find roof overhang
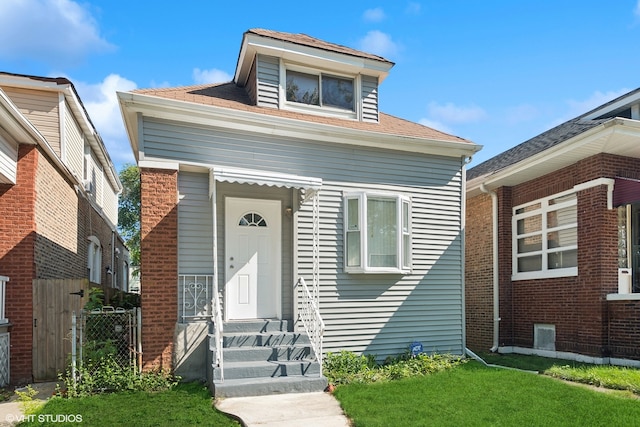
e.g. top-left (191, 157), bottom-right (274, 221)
top-left (118, 91), bottom-right (480, 161)
top-left (0, 73), bottom-right (122, 192)
top-left (467, 118), bottom-right (640, 197)
top-left (0, 88), bottom-right (49, 184)
top-left (234, 32), bottom-right (394, 87)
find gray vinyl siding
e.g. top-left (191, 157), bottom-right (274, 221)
top-left (63, 100), bottom-right (84, 181)
top-left (178, 172), bottom-right (214, 274)
top-left (361, 75), bottom-right (379, 123)
top-left (255, 55), bottom-right (279, 108)
top-left (245, 59), bottom-right (258, 105)
top-left (2, 87), bottom-right (60, 154)
top-left (144, 117), bottom-right (464, 358)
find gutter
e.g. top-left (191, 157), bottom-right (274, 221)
top-left (479, 183), bottom-right (500, 352)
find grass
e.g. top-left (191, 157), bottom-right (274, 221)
top-left (477, 351), bottom-right (640, 395)
top-left (333, 361), bottom-right (640, 427)
top-left (19, 382), bottom-right (240, 427)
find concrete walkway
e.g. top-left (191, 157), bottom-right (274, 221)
top-left (215, 392), bottom-right (351, 427)
top-left (0, 382), bottom-right (58, 426)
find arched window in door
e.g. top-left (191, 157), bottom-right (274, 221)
top-left (238, 213), bottom-right (267, 227)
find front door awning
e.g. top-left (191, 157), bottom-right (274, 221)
top-left (614, 177), bottom-right (640, 207)
top-left (210, 166), bottom-right (322, 191)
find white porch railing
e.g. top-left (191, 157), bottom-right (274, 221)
top-left (178, 275), bottom-right (213, 322)
top-left (298, 277), bottom-right (325, 375)
top-left (212, 284), bottom-right (224, 382)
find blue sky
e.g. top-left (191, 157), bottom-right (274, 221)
top-left (1, 0), bottom-right (640, 172)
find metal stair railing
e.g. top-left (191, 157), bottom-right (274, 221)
top-left (212, 288), bottom-right (224, 382)
top-left (297, 277), bottom-right (325, 375)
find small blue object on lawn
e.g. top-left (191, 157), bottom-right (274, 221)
top-left (410, 341), bottom-right (423, 357)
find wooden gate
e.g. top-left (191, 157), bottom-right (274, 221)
top-left (32, 278), bottom-right (90, 381)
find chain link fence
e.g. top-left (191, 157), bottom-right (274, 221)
top-left (70, 307), bottom-right (142, 384)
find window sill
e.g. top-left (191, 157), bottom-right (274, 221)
top-left (606, 293), bottom-right (640, 301)
top-left (345, 268), bottom-right (411, 275)
top-left (512, 267), bottom-right (578, 281)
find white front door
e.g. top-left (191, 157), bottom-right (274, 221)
top-left (225, 198), bottom-right (281, 320)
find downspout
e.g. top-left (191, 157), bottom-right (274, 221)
top-left (480, 183), bottom-right (500, 352)
top-left (111, 230), bottom-right (116, 288)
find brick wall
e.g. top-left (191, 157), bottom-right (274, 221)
top-left (0, 144), bottom-right (128, 384)
top-left (140, 167), bottom-right (178, 371)
top-left (34, 147), bottom-right (126, 286)
top-left (608, 300), bottom-right (640, 359)
top-left (467, 153), bottom-right (640, 360)
top-left (0, 145), bottom-right (37, 383)
top-left (465, 192), bottom-right (494, 351)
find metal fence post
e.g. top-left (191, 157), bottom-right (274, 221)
top-left (136, 307), bottom-right (142, 374)
top-left (71, 311), bottom-right (76, 384)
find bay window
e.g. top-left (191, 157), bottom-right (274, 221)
top-left (512, 192), bottom-right (577, 280)
top-left (344, 192), bottom-right (411, 273)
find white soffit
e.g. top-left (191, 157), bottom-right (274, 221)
top-left (211, 166), bottom-right (322, 190)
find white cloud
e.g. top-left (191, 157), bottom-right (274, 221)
top-left (357, 31), bottom-right (400, 58)
top-left (74, 74), bottom-right (138, 168)
top-left (363, 7), bottom-right (385, 22)
top-left (425, 101), bottom-right (487, 124)
top-left (566, 89), bottom-right (630, 116)
top-left (193, 68), bottom-right (232, 85)
top-left (0, 0), bottom-right (114, 66)
top-left (405, 2), bottom-right (421, 15)
top-left (635, 0), bottom-right (640, 17)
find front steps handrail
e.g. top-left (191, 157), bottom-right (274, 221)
top-left (297, 277), bottom-right (325, 375)
top-left (213, 287), bottom-right (224, 382)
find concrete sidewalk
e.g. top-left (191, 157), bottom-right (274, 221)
top-left (0, 382), bottom-right (58, 426)
top-left (215, 392), bottom-right (351, 427)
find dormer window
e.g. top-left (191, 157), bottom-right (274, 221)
top-left (285, 67), bottom-right (355, 114)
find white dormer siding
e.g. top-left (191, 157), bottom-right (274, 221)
top-left (251, 54), bottom-right (380, 122)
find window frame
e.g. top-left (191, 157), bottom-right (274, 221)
top-left (512, 190), bottom-right (578, 280)
top-left (281, 63), bottom-right (359, 119)
top-left (344, 191), bottom-right (412, 274)
top-left (87, 236), bottom-right (102, 284)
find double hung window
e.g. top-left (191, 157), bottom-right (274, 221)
top-left (344, 192), bottom-right (411, 273)
top-left (513, 192), bottom-right (577, 280)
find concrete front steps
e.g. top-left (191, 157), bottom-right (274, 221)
top-left (210, 319), bottom-right (327, 398)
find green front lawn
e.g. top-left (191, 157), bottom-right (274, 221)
top-left (20, 382), bottom-right (239, 427)
top-left (334, 361), bottom-right (640, 427)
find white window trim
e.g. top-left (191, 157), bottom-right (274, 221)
top-left (87, 236), bottom-right (102, 284)
top-left (280, 62), bottom-right (360, 120)
top-left (344, 191), bottom-right (412, 274)
top-left (512, 189), bottom-right (578, 281)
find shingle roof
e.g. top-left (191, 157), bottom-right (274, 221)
top-left (133, 82), bottom-right (472, 144)
top-left (467, 118), bottom-right (610, 180)
top-left (468, 87), bottom-right (640, 180)
top-left (246, 28), bottom-right (394, 65)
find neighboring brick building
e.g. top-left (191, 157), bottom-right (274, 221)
top-left (0, 73), bottom-right (128, 383)
top-left (466, 88), bottom-right (640, 365)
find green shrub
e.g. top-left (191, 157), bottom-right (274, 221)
top-left (324, 350), bottom-right (465, 386)
top-left (60, 356), bottom-right (179, 398)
